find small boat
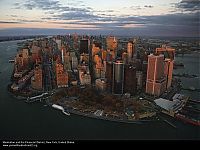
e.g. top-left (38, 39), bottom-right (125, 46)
top-left (9, 60), bottom-right (15, 63)
top-left (189, 86), bottom-right (195, 91)
top-left (52, 104), bottom-right (64, 111)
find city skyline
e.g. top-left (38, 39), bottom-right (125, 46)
top-left (0, 0), bottom-right (199, 37)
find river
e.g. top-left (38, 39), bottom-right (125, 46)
top-left (0, 40), bottom-right (199, 140)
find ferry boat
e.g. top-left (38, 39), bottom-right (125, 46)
top-left (52, 104), bottom-right (64, 111)
top-left (175, 113), bottom-right (200, 126)
top-left (52, 104), bottom-right (70, 116)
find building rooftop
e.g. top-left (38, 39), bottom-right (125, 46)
top-left (154, 98), bottom-right (181, 112)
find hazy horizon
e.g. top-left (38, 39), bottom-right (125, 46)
top-left (0, 0), bottom-right (199, 37)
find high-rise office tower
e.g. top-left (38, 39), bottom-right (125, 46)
top-left (102, 50), bottom-right (107, 61)
top-left (31, 46), bottom-right (41, 63)
top-left (31, 65), bottom-right (43, 90)
top-left (22, 48), bottom-right (29, 68)
top-left (156, 45), bottom-right (175, 89)
top-left (15, 48), bottom-right (30, 71)
top-left (55, 39), bottom-right (62, 50)
top-left (71, 56), bottom-right (78, 70)
top-left (106, 36), bottom-right (117, 58)
top-left (112, 60), bottom-right (124, 95)
top-left (94, 55), bottom-right (103, 69)
top-left (136, 71), bottom-right (143, 90)
top-left (73, 33), bottom-right (78, 49)
top-left (124, 65), bottom-right (137, 95)
top-left (105, 61), bottom-right (113, 92)
top-left (127, 41), bottom-right (134, 62)
top-left (156, 45), bottom-right (175, 60)
top-left (122, 52), bottom-right (128, 64)
top-left (79, 68), bottom-right (91, 85)
top-left (61, 48), bottom-right (64, 64)
top-left (80, 53), bottom-right (89, 64)
top-left (164, 58), bottom-right (174, 89)
top-left (56, 63), bottom-right (68, 88)
top-left (92, 41), bottom-right (101, 57)
top-left (146, 54), bottom-right (166, 96)
top-left (106, 36), bottom-right (117, 51)
top-left (80, 39), bottom-right (89, 54)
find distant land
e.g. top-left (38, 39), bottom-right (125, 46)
top-left (0, 28), bottom-right (199, 38)
top-left (0, 35), bottom-right (47, 42)
top-left (0, 33), bottom-right (199, 44)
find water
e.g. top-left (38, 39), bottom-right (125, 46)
top-left (0, 41), bottom-right (199, 140)
top-left (174, 53), bottom-right (200, 100)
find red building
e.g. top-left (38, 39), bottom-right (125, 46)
top-left (146, 54), bottom-right (166, 96)
top-left (56, 63), bottom-right (68, 88)
top-left (102, 50), bottom-right (107, 61)
top-left (31, 45), bottom-right (41, 63)
top-left (164, 59), bottom-right (174, 89)
top-left (156, 45), bottom-right (175, 89)
top-left (156, 44), bottom-right (175, 60)
top-left (15, 48), bottom-right (30, 71)
top-left (106, 36), bottom-right (117, 59)
top-left (31, 65), bottom-right (43, 90)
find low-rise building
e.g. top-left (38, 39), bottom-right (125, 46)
top-left (95, 78), bottom-right (107, 92)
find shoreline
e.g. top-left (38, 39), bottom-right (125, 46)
top-left (7, 87), bottom-right (158, 124)
top-left (51, 103), bottom-right (158, 124)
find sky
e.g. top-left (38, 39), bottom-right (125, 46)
top-left (0, 0), bottom-right (199, 37)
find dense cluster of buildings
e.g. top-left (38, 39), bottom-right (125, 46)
top-left (11, 34), bottom-right (175, 98)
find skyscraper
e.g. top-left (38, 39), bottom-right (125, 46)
top-left (105, 61), bottom-right (113, 92)
top-left (124, 65), bottom-right (137, 95)
top-left (56, 63), bottom-right (68, 88)
top-left (31, 65), bottom-right (43, 90)
top-left (92, 41), bottom-right (101, 57)
top-left (106, 36), bottom-right (117, 59)
top-left (156, 45), bottom-right (175, 89)
top-left (15, 48), bottom-right (30, 71)
top-left (112, 60), bottom-right (124, 95)
top-left (156, 45), bottom-right (175, 60)
top-left (127, 41), bottom-right (134, 62)
top-left (164, 58), bottom-right (174, 89)
top-left (106, 36), bottom-right (117, 51)
top-left (80, 39), bottom-right (89, 54)
top-left (146, 54), bottom-right (166, 96)
top-left (55, 39), bottom-right (62, 50)
top-left (122, 52), bottom-right (128, 64)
